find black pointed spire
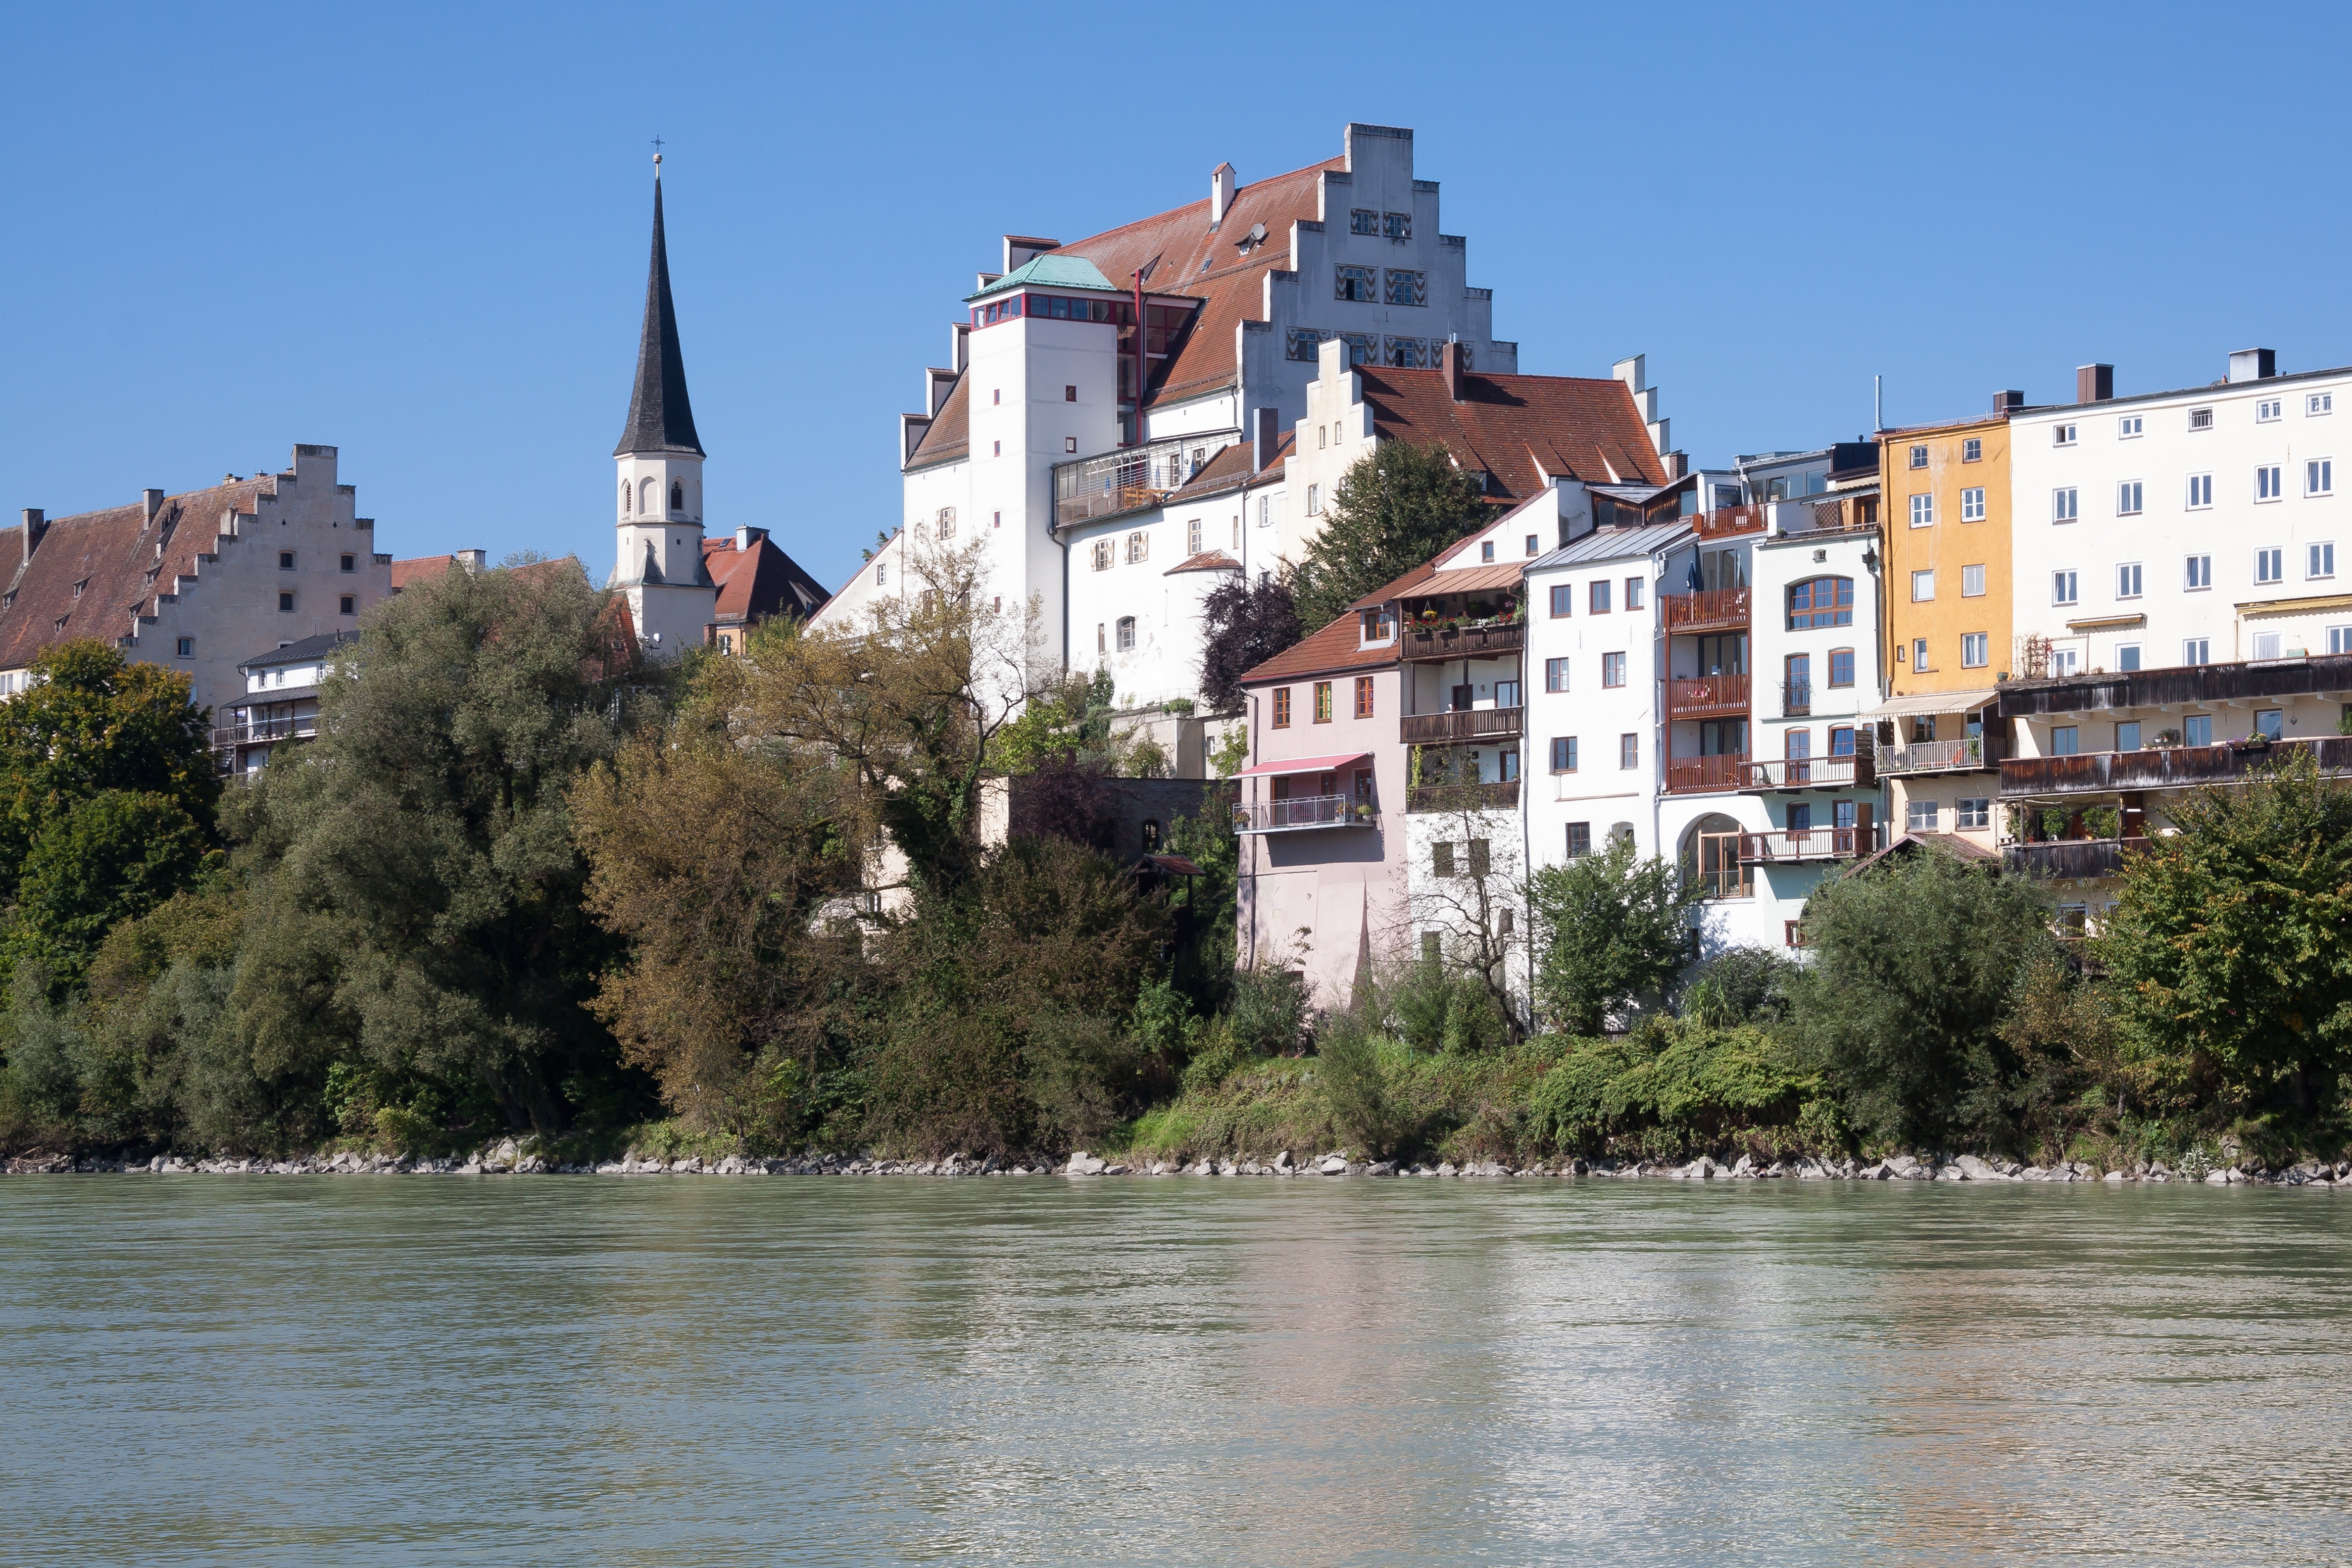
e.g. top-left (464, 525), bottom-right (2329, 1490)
top-left (614, 170), bottom-right (705, 458)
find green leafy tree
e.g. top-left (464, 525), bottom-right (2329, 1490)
top-left (1290, 441), bottom-right (1488, 631)
top-left (4, 791), bottom-right (214, 994)
top-left (2097, 749), bottom-right (2352, 1117)
top-left (1783, 846), bottom-right (2055, 1149)
top-left (1527, 836), bottom-right (1702, 1035)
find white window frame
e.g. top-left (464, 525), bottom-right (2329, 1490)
top-left (1114, 616), bottom-right (1136, 652)
top-left (1961, 632), bottom-right (1989, 668)
top-left (1909, 493), bottom-right (1934, 527)
top-left (2310, 541), bottom-right (2337, 580)
top-left (2118, 414), bottom-right (2143, 439)
top-left (2184, 639), bottom-right (2210, 667)
top-left (2116, 562), bottom-right (2143, 599)
top-left (2257, 464), bottom-right (2283, 502)
top-left (1960, 487), bottom-right (1986, 522)
top-left (2187, 473), bottom-right (2213, 509)
top-left (1908, 444), bottom-right (1928, 469)
top-left (2254, 546), bottom-right (2284, 585)
top-left (2052, 569), bottom-right (2079, 606)
top-left (1961, 563), bottom-right (1986, 598)
top-left (2257, 397), bottom-right (2282, 423)
top-left (2053, 487), bottom-right (2078, 523)
top-left (1911, 569), bottom-right (1935, 602)
top-left (2116, 480), bottom-right (2143, 516)
top-left (2310, 392), bottom-right (2334, 417)
top-left (2185, 553), bottom-right (2212, 591)
top-left (2054, 423), bottom-right (2078, 446)
top-left (2188, 407), bottom-right (2213, 431)
top-left (2307, 458), bottom-right (2334, 496)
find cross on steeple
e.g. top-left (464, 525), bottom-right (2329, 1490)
top-left (651, 135), bottom-right (664, 174)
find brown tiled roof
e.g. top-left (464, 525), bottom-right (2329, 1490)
top-left (906, 371), bottom-right (969, 470)
top-left (1164, 549), bottom-right (1242, 575)
top-left (390, 554), bottom-right (466, 591)
top-left (1169, 430), bottom-right (1292, 499)
top-left (1354, 366), bottom-right (1665, 502)
top-left (1238, 559), bottom-right (1438, 687)
top-left (702, 533), bottom-right (829, 625)
top-left (0, 476), bottom-right (275, 671)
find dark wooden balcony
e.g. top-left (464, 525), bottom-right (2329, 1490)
top-left (1402, 621), bottom-right (1523, 662)
top-left (1661, 587), bottom-right (1751, 634)
top-left (1666, 753), bottom-right (1749, 794)
top-left (2003, 838), bottom-right (2153, 879)
top-left (1999, 735), bottom-right (2352, 799)
top-left (1407, 780), bottom-right (1521, 813)
top-left (1666, 672), bottom-right (1749, 718)
top-left (1400, 706), bottom-right (1523, 745)
top-left (1743, 753), bottom-right (1876, 791)
top-left (1738, 825), bottom-right (1887, 864)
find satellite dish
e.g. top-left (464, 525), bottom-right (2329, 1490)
top-left (1249, 222), bottom-right (1266, 244)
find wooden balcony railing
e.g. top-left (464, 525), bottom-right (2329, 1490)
top-left (1232, 793), bottom-right (1377, 833)
top-left (1737, 825), bottom-right (1886, 864)
top-left (1665, 672), bottom-right (1749, 718)
top-left (1999, 735), bottom-right (2352, 798)
top-left (1402, 622), bottom-right (1523, 662)
top-left (1661, 587), bottom-right (1751, 633)
top-left (1692, 505), bottom-right (1767, 540)
top-left (1400, 706), bottom-right (1523, 745)
top-left (1665, 753), bottom-right (1749, 794)
top-left (1743, 753), bottom-right (1876, 790)
top-left (2002, 838), bottom-right (2152, 879)
top-left (1406, 780), bottom-right (1521, 813)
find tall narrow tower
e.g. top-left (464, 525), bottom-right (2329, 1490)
top-left (612, 157), bottom-right (714, 655)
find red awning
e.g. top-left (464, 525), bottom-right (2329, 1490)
top-left (1234, 751), bottom-right (1372, 778)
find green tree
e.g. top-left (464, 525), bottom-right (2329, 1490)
top-left (1527, 836), bottom-right (1702, 1035)
top-left (1290, 441), bottom-right (1488, 631)
top-left (4, 791), bottom-right (215, 994)
top-left (1783, 846), bottom-right (2055, 1149)
top-left (2097, 749), bottom-right (2352, 1117)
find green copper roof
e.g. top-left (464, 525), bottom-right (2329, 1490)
top-left (965, 252), bottom-right (1121, 302)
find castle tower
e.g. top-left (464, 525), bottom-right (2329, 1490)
top-left (612, 158), bottom-right (714, 655)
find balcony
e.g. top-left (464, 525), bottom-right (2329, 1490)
top-left (1666, 753), bottom-right (1749, 794)
top-left (1737, 825), bottom-right (1887, 864)
top-left (1666, 672), bottom-right (1749, 719)
top-left (1661, 587), bottom-right (1750, 634)
top-left (1999, 735), bottom-right (2352, 799)
top-left (1402, 621), bottom-right (1523, 661)
top-left (209, 716), bottom-right (318, 753)
top-left (1050, 430), bottom-right (1237, 531)
top-left (2003, 838), bottom-right (2153, 880)
top-left (1233, 794), bottom-right (1376, 834)
top-left (1876, 735), bottom-right (2002, 776)
top-left (1400, 706), bottom-right (1523, 745)
top-left (1743, 753), bottom-right (1876, 791)
top-left (1407, 780), bottom-right (1521, 813)
top-left (1692, 505), bottom-right (1768, 540)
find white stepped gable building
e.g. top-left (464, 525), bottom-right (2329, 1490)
top-left (817, 123), bottom-right (1531, 701)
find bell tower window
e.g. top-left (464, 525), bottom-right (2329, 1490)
top-left (639, 477), bottom-right (657, 515)
top-left (621, 480), bottom-right (631, 514)
top-left (670, 481), bottom-right (684, 512)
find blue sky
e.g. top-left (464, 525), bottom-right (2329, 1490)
top-left (9, 2), bottom-right (2352, 591)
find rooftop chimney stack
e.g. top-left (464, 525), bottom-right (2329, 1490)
top-left (142, 488), bottom-right (165, 523)
top-left (2076, 364), bottom-right (2114, 403)
top-left (1994, 390), bottom-right (2026, 414)
top-left (1210, 161), bottom-right (1237, 226)
top-left (1441, 338), bottom-right (1466, 401)
top-left (20, 508), bottom-right (45, 567)
top-left (1253, 406), bottom-right (1280, 474)
top-left (2228, 347), bottom-right (2277, 384)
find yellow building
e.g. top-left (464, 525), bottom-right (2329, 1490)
top-left (1873, 403), bottom-right (2018, 851)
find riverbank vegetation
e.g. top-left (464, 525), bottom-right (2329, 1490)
top-left (2, 554), bottom-right (2349, 1173)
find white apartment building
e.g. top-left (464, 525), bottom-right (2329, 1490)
top-left (2009, 349), bottom-right (2352, 682)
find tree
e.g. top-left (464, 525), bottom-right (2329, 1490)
top-left (1783, 846), bottom-right (2055, 1149)
top-left (1527, 836), bottom-right (1702, 1036)
top-left (4, 791), bottom-right (215, 994)
top-left (2097, 749), bottom-right (2352, 1117)
top-left (1198, 576), bottom-right (1302, 710)
top-left (1403, 775), bottom-right (1527, 1041)
top-left (1290, 441), bottom-right (1488, 632)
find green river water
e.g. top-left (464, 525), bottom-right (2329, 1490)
top-left (3, 1176), bottom-right (2348, 1566)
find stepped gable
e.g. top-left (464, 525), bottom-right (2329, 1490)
top-left (1352, 365), bottom-right (1666, 503)
top-left (0, 474), bottom-right (275, 670)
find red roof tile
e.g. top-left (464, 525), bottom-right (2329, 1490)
top-left (701, 532), bottom-right (830, 625)
top-left (1353, 366), bottom-right (1665, 501)
top-left (1238, 559), bottom-right (1439, 687)
top-left (1164, 549), bottom-right (1242, 575)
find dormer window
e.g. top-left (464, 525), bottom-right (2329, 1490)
top-left (1359, 608), bottom-right (1396, 646)
top-left (71, 579), bottom-right (87, 599)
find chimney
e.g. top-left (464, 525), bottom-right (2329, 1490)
top-left (141, 488), bottom-right (165, 524)
top-left (20, 508), bottom-right (45, 567)
top-left (1441, 338), bottom-right (1466, 401)
top-left (1210, 161), bottom-right (1237, 226)
top-left (2076, 364), bottom-right (2114, 403)
top-left (459, 549), bottom-right (488, 573)
top-left (1253, 406), bottom-right (1280, 473)
top-left (734, 525), bottom-right (766, 552)
top-left (2228, 347), bottom-right (2277, 384)
top-left (1993, 389), bottom-right (2026, 414)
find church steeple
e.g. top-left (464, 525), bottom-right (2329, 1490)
top-left (614, 165), bottom-right (704, 458)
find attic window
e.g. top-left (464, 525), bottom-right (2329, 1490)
top-left (72, 578), bottom-right (87, 599)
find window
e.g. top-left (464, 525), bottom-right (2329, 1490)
top-left (876, 562), bottom-right (887, 587)
top-left (2332, 626), bottom-right (2352, 655)
top-left (339, 553), bottom-right (355, 573)
top-left (2189, 408), bottom-right (2212, 430)
top-left (1480, 540), bottom-right (1494, 563)
top-left (1313, 681), bottom-right (1333, 723)
top-left (1828, 648), bottom-right (1855, 687)
top-left (1188, 519), bottom-right (1203, 554)
top-left (2117, 643), bottom-right (2141, 672)
top-left (1548, 584), bottom-right (1572, 618)
top-left (2053, 570), bottom-right (2079, 605)
top-left (2308, 541), bottom-right (2337, 579)
top-left (1432, 841), bottom-right (1455, 878)
top-left (1913, 637), bottom-right (1930, 670)
top-left (1962, 563), bottom-right (1987, 597)
top-left (1360, 608), bottom-right (1396, 645)
top-left (279, 550), bottom-right (296, 570)
top-left (1830, 726), bottom-right (1855, 759)
top-left (2116, 481), bottom-right (2143, 516)
top-left (1590, 580), bottom-right (1613, 614)
top-left (1383, 269), bottom-right (1426, 306)
top-left (1354, 677), bottom-right (1374, 718)
top-left (670, 481), bottom-right (684, 511)
top-left (175, 637), bottom-right (193, 658)
top-left (1625, 578), bottom-right (1644, 610)
top-left (1350, 208), bottom-right (1379, 235)
top-left (1960, 487), bottom-right (1985, 522)
top-left (1115, 616), bottom-right (1135, 652)
top-left (992, 389), bottom-right (1001, 404)
top-left (2256, 709), bottom-right (2285, 740)
top-left (339, 595), bottom-right (355, 615)
top-left (1545, 657), bottom-right (1569, 692)
top-left (2184, 638), bottom-right (2210, 666)
top-left (1090, 540), bottom-right (1112, 572)
top-left (1335, 265), bottom-right (1375, 301)
top-left (1565, 822), bottom-right (1592, 858)
top-left (1550, 736), bottom-right (1578, 773)
top-left (1909, 493), bottom-right (1934, 527)
top-left (2119, 414), bottom-right (2143, 438)
top-left (2116, 720), bottom-right (2142, 751)
top-left (1125, 531), bottom-right (1148, 563)
top-left (1306, 485), bottom-right (1321, 516)
top-left (1962, 632), bottom-right (1989, 668)
top-left (1957, 798), bottom-right (1990, 830)
top-left (1525, 534), bottom-right (1539, 557)
top-left (1271, 687), bottom-right (1291, 728)
top-left (1096, 623), bottom-right (1106, 654)
top-left (1619, 733), bottom-right (1639, 769)
top-left (1962, 437), bottom-right (1983, 463)
top-left (2258, 398), bottom-right (2282, 422)
top-left (1787, 576), bottom-right (1854, 628)
top-left (1908, 444), bottom-right (1928, 469)
top-left (938, 506), bottom-right (956, 539)
top-left (2310, 459), bottom-right (2335, 495)
top-left (2184, 713), bottom-right (2212, 745)
top-left (1911, 569), bottom-right (1935, 602)
top-left (2258, 464), bottom-right (2284, 501)
top-left (2053, 487), bottom-right (2078, 522)
top-left (993, 441), bottom-right (1001, 456)
top-left (1384, 210), bottom-right (1411, 241)
top-left (1906, 799), bottom-right (1939, 832)
top-left (2117, 562), bottom-right (2143, 598)
top-left (2187, 473), bottom-right (2213, 508)
top-left (2051, 726), bottom-right (2079, 756)
top-left (278, 591), bottom-right (294, 613)
top-left (2252, 630), bottom-right (2282, 660)
top-left (2055, 423), bottom-right (2077, 445)
top-left (2185, 554), bottom-right (2211, 590)
top-left (1786, 652), bottom-right (1813, 711)
top-left (2255, 546), bottom-right (2284, 585)
top-left (1601, 652), bottom-right (1627, 688)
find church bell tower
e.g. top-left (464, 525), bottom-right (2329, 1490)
top-left (612, 155), bottom-right (714, 656)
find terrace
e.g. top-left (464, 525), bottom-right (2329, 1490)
top-left (2000, 735), bottom-right (2352, 800)
top-left (1231, 794), bottom-right (1376, 834)
top-left (2002, 838), bottom-right (2152, 880)
top-left (1400, 707), bottom-right (1523, 745)
top-left (1743, 753), bottom-right (1875, 791)
top-left (1050, 430), bottom-right (1237, 531)
top-left (1738, 825), bottom-right (1887, 864)
top-left (1661, 587), bottom-right (1750, 634)
top-left (1666, 753), bottom-right (1750, 794)
top-left (1876, 734), bottom-right (2004, 776)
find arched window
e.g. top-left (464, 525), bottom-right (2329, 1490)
top-left (639, 477), bottom-right (657, 515)
top-left (1679, 813), bottom-right (1747, 900)
top-left (1788, 576), bottom-right (1855, 630)
top-left (670, 481), bottom-right (684, 512)
top-left (621, 480), bottom-right (632, 514)
top-left (1115, 616), bottom-right (1136, 651)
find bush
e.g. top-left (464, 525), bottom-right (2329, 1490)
top-left (1381, 954), bottom-right (1508, 1053)
top-left (1680, 947), bottom-right (1796, 1028)
top-left (1224, 965), bottom-right (1307, 1057)
top-left (1526, 1018), bottom-right (1824, 1160)
top-left (1314, 1008), bottom-right (1400, 1155)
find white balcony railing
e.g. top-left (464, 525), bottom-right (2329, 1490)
top-left (1232, 793), bottom-right (1376, 833)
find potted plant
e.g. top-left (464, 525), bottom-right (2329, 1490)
top-left (1352, 801), bottom-right (1374, 822)
top-left (2153, 727), bottom-right (2183, 747)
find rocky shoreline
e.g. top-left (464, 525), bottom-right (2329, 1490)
top-left (7, 1142), bottom-right (2350, 1187)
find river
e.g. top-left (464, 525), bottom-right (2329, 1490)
top-left (3, 1176), bottom-right (2348, 1566)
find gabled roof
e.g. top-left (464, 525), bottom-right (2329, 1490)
top-left (1238, 558), bottom-right (1439, 687)
top-left (1353, 365), bottom-right (1666, 502)
top-left (968, 253), bottom-right (1119, 301)
top-left (906, 372), bottom-right (969, 471)
top-left (1528, 518), bottom-right (1695, 572)
top-left (1164, 549), bottom-right (1242, 575)
top-left (240, 630), bottom-right (358, 670)
top-left (614, 175), bottom-right (705, 458)
top-left (703, 531), bottom-right (830, 625)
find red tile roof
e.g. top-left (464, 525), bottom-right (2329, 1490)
top-left (390, 553), bottom-right (474, 591)
top-left (701, 532), bottom-right (829, 625)
top-left (0, 476), bottom-right (276, 671)
top-left (1353, 366), bottom-right (1665, 501)
top-left (1238, 559), bottom-right (1439, 687)
top-left (1164, 549), bottom-right (1242, 575)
